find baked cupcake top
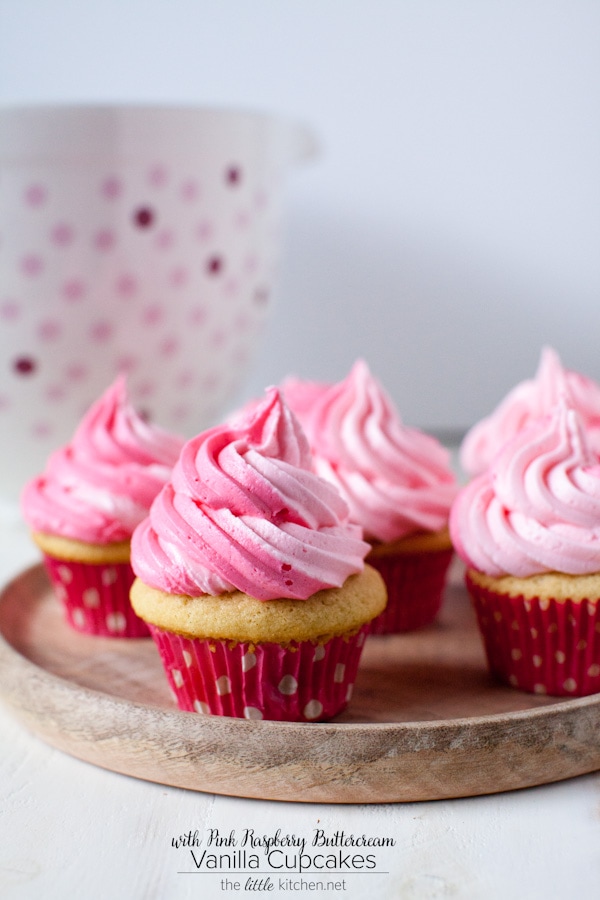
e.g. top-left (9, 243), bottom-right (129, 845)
top-left (21, 375), bottom-right (184, 544)
top-left (282, 359), bottom-right (458, 544)
top-left (460, 346), bottom-right (600, 478)
top-left (131, 388), bottom-right (370, 601)
top-left (450, 400), bottom-right (600, 578)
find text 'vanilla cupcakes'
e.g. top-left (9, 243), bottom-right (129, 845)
top-left (21, 376), bottom-right (184, 637)
top-left (130, 388), bottom-right (386, 722)
top-left (450, 400), bottom-right (600, 697)
top-left (283, 360), bottom-right (458, 633)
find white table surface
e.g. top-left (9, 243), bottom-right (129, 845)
top-left (1, 516), bottom-right (599, 900)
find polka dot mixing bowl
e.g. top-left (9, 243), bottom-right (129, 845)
top-left (0, 104), bottom-right (315, 503)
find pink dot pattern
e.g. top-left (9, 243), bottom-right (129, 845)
top-left (467, 574), bottom-right (600, 697)
top-left (24, 184), bottom-right (47, 207)
top-left (148, 624), bottom-right (369, 721)
top-left (0, 153), bottom-right (281, 465)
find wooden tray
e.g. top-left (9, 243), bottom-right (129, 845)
top-left (1, 562), bottom-right (599, 804)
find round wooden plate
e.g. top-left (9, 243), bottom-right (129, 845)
top-left (1, 562), bottom-right (599, 803)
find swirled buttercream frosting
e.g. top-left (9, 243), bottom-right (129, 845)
top-left (283, 359), bottom-right (458, 543)
top-left (21, 376), bottom-right (184, 544)
top-left (130, 388), bottom-right (370, 600)
top-left (450, 402), bottom-right (600, 577)
top-left (460, 346), bottom-right (600, 477)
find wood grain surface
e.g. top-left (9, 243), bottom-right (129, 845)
top-left (0, 562), bottom-right (599, 804)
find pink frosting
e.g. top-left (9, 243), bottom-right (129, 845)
top-left (280, 375), bottom-right (330, 420)
top-left (283, 360), bottom-right (458, 544)
top-left (21, 376), bottom-right (184, 544)
top-left (131, 388), bottom-right (370, 600)
top-left (450, 401), bottom-right (600, 577)
top-left (460, 347), bottom-right (600, 477)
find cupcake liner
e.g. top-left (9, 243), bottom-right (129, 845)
top-left (147, 624), bottom-right (370, 721)
top-left (367, 547), bottom-right (453, 634)
top-left (42, 554), bottom-right (149, 638)
top-left (466, 572), bottom-right (600, 697)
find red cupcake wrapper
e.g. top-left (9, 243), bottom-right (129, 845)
top-left (367, 547), bottom-right (454, 634)
top-left (42, 554), bottom-right (149, 638)
top-left (466, 572), bottom-right (600, 697)
top-left (147, 624), bottom-right (370, 721)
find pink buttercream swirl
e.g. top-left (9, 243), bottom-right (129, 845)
top-left (21, 376), bottom-right (184, 544)
top-left (450, 401), bottom-right (600, 577)
top-left (131, 388), bottom-right (370, 600)
top-left (460, 346), bottom-right (600, 477)
top-left (283, 360), bottom-right (458, 544)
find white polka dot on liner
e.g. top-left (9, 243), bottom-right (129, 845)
top-left (533, 684), bottom-right (547, 695)
top-left (511, 649), bottom-right (522, 661)
top-left (313, 645), bottom-right (326, 662)
top-left (82, 588), bottom-right (100, 608)
top-left (71, 608), bottom-right (86, 629)
top-left (106, 612), bottom-right (126, 633)
top-left (304, 700), bottom-right (323, 720)
top-left (356, 632), bottom-right (365, 648)
top-left (58, 565), bottom-right (73, 584)
top-left (334, 663), bottom-right (346, 683)
top-left (242, 652), bottom-right (256, 672)
top-left (278, 675), bottom-right (298, 696)
top-left (563, 678), bottom-right (578, 692)
top-left (182, 650), bottom-right (193, 668)
top-left (588, 664), bottom-right (600, 677)
top-left (508, 675), bottom-right (518, 687)
top-left (193, 700), bottom-right (210, 715)
top-left (171, 669), bottom-right (184, 688)
top-left (243, 707), bottom-right (263, 720)
top-left (345, 684), bottom-right (354, 702)
top-left (533, 655), bottom-right (543, 668)
top-left (555, 650), bottom-right (566, 664)
top-left (215, 675), bottom-right (232, 695)
top-left (101, 567), bottom-right (118, 586)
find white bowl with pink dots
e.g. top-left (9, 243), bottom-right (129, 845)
top-left (0, 104), bottom-right (316, 503)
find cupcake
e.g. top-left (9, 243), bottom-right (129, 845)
top-left (130, 387), bottom-right (386, 721)
top-left (460, 345), bottom-right (600, 478)
top-left (450, 399), bottom-right (600, 697)
top-left (282, 360), bottom-right (458, 633)
top-left (21, 376), bottom-right (184, 637)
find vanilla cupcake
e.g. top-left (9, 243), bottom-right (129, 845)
top-left (130, 388), bottom-right (386, 721)
top-left (21, 376), bottom-right (184, 637)
top-left (460, 346), bottom-right (600, 478)
top-left (450, 399), bottom-right (600, 697)
top-left (282, 360), bottom-right (458, 633)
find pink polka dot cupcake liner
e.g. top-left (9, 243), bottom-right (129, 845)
top-left (146, 624), bottom-right (370, 722)
top-left (367, 547), bottom-right (454, 634)
top-left (42, 554), bottom-right (149, 638)
top-left (466, 573), bottom-right (600, 697)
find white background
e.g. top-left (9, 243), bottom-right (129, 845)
top-left (1, 0), bottom-right (599, 434)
